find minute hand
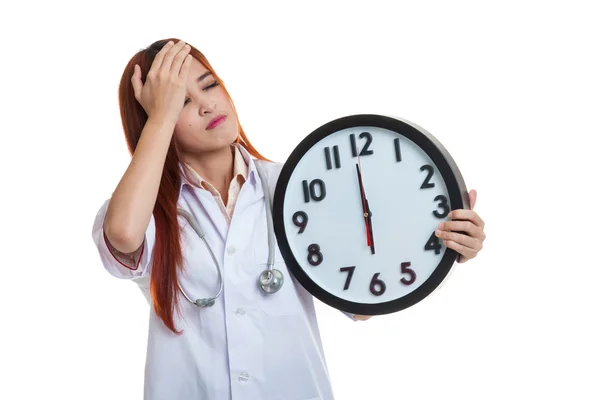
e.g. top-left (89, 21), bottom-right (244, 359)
top-left (355, 164), bottom-right (372, 248)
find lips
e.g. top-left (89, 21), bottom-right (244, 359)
top-left (206, 115), bottom-right (226, 130)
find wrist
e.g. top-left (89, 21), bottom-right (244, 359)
top-left (145, 115), bottom-right (177, 134)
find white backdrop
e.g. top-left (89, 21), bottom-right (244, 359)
top-left (1, 1), bottom-right (598, 399)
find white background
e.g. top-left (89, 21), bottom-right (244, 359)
top-left (1, 1), bottom-right (598, 399)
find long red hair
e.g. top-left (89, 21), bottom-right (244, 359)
top-left (117, 38), bottom-right (269, 334)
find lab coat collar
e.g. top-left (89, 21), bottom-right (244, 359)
top-left (177, 143), bottom-right (261, 198)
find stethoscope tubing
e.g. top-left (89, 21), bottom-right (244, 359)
top-left (175, 162), bottom-right (278, 307)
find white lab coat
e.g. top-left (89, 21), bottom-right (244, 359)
top-left (91, 146), bottom-right (336, 400)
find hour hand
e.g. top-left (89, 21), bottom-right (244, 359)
top-left (365, 199), bottom-right (375, 255)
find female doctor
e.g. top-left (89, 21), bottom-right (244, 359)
top-left (91, 38), bottom-right (487, 400)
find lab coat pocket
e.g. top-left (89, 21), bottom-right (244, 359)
top-left (253, 247), bottom-right (300, 316)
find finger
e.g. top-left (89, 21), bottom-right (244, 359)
top-left (179, 54), bottom-right (193, 79)
top-left (469, 189), bottom-right (477, 210)
top-left (159, 40), bottom-right (187, 75)
top-left (438, 220), bottom-right (485, 239)
top-left (131, 64), bottom-right (143, 100)
top-left (448, 209), bottom-right (485, 229)
top-left (170, 44), bottom-right (191, 75)
top-left (443, 239), bottom-right (477, 261)
top-left (148, 40), bottom-right (175, 76)
top-left (435, 229), bottom-right (481, 250)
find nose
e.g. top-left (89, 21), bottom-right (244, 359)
top-left (199, 101), bottom-right (216, 116)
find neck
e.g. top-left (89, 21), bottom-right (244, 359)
top-left (182, 145), bottom-right (235, 193)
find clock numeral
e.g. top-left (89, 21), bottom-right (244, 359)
top-left (307, 244), bottom-right (323, 266)
top-left (433, 195), bottom-right (450, 218)
top-left (292, 211), bottom-right (308, 233)
top-left (324, 146), bottom-right (341, 170)
top-left (340, 266), bottom-right (356, 290)
top-left (400, 262), bottom-right (416, 285)
top-left (394, 138), bottom-right (402, 162)
top-left (369, 273), bottom-right (387, 296)
top-left (350, 132), bottom-right (374, 157)
top-left (424, 231), bottom-right (443, 255)
top-left (302, 179), bottom-right (327, 203)
top-left (420, 164), bottom-right (435, 189)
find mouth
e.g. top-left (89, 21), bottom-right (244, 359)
top-left (206, 115), bottom-right (227, 130)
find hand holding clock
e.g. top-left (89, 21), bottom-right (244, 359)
top-left (273, 114), bottom-right (489, 320)
top-left (434, 189), bottom-right (486, 263)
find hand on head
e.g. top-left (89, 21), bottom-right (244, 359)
top-left (131, 40), bottom-right (192, 125)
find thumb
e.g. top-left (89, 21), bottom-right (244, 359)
top-left (131, 64), bottom-right (143, 100)
top-left (468, 189), bottom-right (477, 210)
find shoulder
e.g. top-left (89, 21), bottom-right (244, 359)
top-left (254, 158), bottom-right (283, 170)
top-left (254, 159), bottom-right (284, 181)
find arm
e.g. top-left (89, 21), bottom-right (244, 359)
top-left (103, 117), bottom-right (175, 253)
top-left (104, 40), bottom-right (192, 253)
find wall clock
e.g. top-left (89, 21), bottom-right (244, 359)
top-left (272, 114), bottom-right (470, 315)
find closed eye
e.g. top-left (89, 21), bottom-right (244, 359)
top-left (184, 81), bottom-right (220, 105)
top-left (203, 81), bottom-right (219, 91)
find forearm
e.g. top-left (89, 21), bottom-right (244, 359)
top-left (104, 117), bottom-right (175, 253)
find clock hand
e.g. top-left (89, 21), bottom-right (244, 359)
top-left (355, 162), bottom-right (372, 248)
top-left (365, 199), bottom-right (375, 255)
top-left (357, 154), bottom-right (375, 254)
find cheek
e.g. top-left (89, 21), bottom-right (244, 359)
top-left (227, 113), bottom-right (238, 129)
top-left (175, 112), bottom-right (198, 135)
top-left (180, 111), bottom-right (194, 127)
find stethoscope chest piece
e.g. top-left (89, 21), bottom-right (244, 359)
top-left (195, 298), bottom-right (216, 307)
top-left (259, 268), bottom-right (284, 294)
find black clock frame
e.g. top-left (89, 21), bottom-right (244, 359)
top-left (272, 114), bottom-right (470, 315)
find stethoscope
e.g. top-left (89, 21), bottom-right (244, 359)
top-left (175, 162), bottom-right (284, 308)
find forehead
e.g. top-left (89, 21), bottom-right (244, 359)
top-left (189, 58), bottom-right (209, 75)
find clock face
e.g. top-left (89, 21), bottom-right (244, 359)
top-left (273, 114), bottom-right (469, 315)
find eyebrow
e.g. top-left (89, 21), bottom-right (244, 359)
top-left (197, 72), bottom-right (213, 82)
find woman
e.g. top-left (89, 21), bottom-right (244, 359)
top-left (91, 38), bottom-right (486, 400)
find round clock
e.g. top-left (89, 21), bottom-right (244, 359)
top-left (272, 114), bottom-right (470, 316)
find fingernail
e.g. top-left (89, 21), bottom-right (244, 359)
top-left (435, 230), bottom-right (442, 236)
top-left (438, 222), bottom-right (443, 229)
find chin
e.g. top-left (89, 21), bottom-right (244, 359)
top-left (221, 121), bottom-right (239, 142)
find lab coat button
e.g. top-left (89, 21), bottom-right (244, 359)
top-left (227, 246), bottom-right (236, 255)
top-left (238, 372), bottom-right (250, 383)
